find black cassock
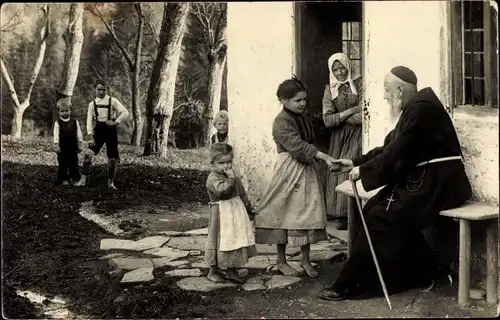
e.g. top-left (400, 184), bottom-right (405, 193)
top-left (332, 87), bottom-right (472, 297)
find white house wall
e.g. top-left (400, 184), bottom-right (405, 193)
top-left (227, 1), bottom-right (498, 205)
top-left (363, 1), bottom-right (498, 205)
top-left (226, 2), bottom-right (295, 202)
top-left (362, 1), bottom-right (451, 149)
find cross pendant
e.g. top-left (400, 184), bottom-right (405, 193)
top-left (386, 193), bottom-right (396, 211)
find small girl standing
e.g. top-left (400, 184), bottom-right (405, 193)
top-left (255, 77), bottom-right (337, 278)
top-left (205, 143), bottom-right (257, 284)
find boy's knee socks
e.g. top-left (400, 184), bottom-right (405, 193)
top-left (108, 158), bottom-right (118, 180)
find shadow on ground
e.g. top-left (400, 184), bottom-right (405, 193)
top-left (2, 161), bottom-right (224, 319)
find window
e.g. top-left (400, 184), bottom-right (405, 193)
top-left (342, 21), bottom-right (362, 77)
top-left (451, 0), bottom-right (498, 108)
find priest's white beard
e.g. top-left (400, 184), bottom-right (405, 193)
top-left (389, 102), bottom-right (402, 129)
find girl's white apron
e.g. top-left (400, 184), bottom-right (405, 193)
top-left (217, 196), bottom-right (255, 252)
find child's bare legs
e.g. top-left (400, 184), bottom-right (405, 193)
top-left (300, 244), bottom-right (318, 278)
top-left (276, 244), bottom-right (299, 276)
top-left (226, 268), bottom-right (245, 284)
top-left (207, 266), bottom-right (225, 283)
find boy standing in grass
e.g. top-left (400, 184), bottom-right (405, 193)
top-left (82, 79), bottom-right (129, 189)
top-left (53, 98), bottom-right (85, 186)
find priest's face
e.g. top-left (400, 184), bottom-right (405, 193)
top-left (383, 75), bottom-right (403, 114)
top-left (332, 60), bottom-right (348, 82)
top-left (282, 91), bottom-right (307, 114)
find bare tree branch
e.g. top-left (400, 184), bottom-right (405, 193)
top-left (86, 3), bottom-right (134, 69)
top-left (0, 57), bottom-right (21, 109)
top-left (1, 10), bottom-right (22, 33)
top-left (25, 4), bottom-right (50, 103)
top-left (146, 20), bottom-right (159, 47)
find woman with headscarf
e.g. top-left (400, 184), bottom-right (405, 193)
top-left (322, 53), bottom-right (363, 229)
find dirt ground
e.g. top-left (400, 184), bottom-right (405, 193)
top-left (2, 138), bottom-right (498, 319)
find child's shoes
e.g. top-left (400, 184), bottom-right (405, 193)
top-left (73, 175), bottom-right (86, 187)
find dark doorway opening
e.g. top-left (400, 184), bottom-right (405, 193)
top-left (294, 1), bottom-right (363, 155)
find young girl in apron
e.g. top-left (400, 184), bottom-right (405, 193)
top-left (254, 77), bottom-right (337, 278)
top-left (205, 143), bottom-right (256, 284)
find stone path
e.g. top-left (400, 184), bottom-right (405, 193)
top-left (100, 227), bottom-right (347, 292)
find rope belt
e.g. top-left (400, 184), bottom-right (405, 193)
top-left (415, 156), bottom-right (462, 167)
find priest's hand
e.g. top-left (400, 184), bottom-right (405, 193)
top-left (332, 159), bottom-right (354, 170)
top-left (349, 166), bottom-right (360, 181)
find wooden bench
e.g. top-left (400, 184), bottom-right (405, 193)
top-left (335, 179), bottom-right (499, 307)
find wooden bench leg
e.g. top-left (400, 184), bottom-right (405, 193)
top-left (347, 196), bottom-right (356, 257)
top-left (459, 219), bottom-right (471, 307)
top-left (486, 220), bottom-right (498, 304)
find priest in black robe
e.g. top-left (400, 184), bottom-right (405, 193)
top-left (318, 66), bottom-right (472, 301)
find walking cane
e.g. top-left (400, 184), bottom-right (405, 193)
top-left (351, 180), bottom-right (393, 310)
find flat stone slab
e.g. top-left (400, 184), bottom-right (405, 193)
top-left (177, 277), bottom-right (237, 292)
top-left (134, 236), bottom-right (170, 251)
top-left (121, 267), bottom-right (154, 283)
top-left (143, 247), bottom-right (190, 260)
top-left (267, 261), bottom-right (317, 274)
top-left (310, 240), bottom-right (342, 252)
top-left (152, 258), bottom-right (189, 268)
top-left (100, 239), bottom-right (139, 251)
top-left (242, 275), bottom-right (267, 291)
top-left (265, 275), bottom-right (302, 290)
top-left (244, 255), bottom-right (277, 270)
top-left (290, 250), bottom-right (345, 262)
top-left (109, 257), bottom-right (154, 270)
top-left (159, 231), bottom-right (184, 237)
top-left (100, 253), bottom-right (124, 260)
top-left (184, 228), bottom-right (208, 236)
top-left (165, 236), bottom-right (207, 251)
top-left (191, 260), bottom-right (210, 269)
top-left (189, 250), bottom-right (202, 256)
top-left (165, 268), bottom-right (203, 277)
top-left (100, 236), bottom-right (170, 252)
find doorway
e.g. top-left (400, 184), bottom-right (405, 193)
top-left (294, 1), bottom-right (363, 153)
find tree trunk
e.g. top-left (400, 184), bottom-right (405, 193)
top-left (204, 52), bottom-right (227, 145)
top-left (1, 5), bottom-right (50, 139)
top-left (130, 3), bottom-right (144, 147)
top-left (57, 3), bottom-right (83, 98)
top-left (11, 106), bottom-right (27, 139)
top-left (143, 2), bottom-right (190, 157)
top-left (56, 3), bottom-right (84, 125)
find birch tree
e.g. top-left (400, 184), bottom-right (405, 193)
top-left (56, 3), bottom-right (84, 118)
top-left (143, 2), bottom-right (190, 157)
top-left (1, 4), bottom-right (50, 139)
top-left (86, 2), bottom-right (145, 147)
top-left (192, 3), bottom-right (227, 145)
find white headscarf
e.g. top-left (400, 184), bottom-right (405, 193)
top-left (328, 52), bottom-right (357, 100)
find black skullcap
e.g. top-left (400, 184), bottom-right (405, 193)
top-left (390, 66), bottom-right (417, 85)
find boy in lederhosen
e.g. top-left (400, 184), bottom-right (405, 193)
top-left (82, 79), bottom-right (129, 189)
top-left (53, 98), bottom-right (85, 186)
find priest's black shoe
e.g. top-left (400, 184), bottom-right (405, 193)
top-left (317, 287), bottom-right (345, 301)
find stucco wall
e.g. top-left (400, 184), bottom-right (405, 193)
top-left (453, 107), bottom-right (499, 205)
top-left (226, 2), bottom-right (294, 202)
top-left (362, 1), bottom-right (499, 205)
top-left (362, 1), bottom-right (450, 150)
